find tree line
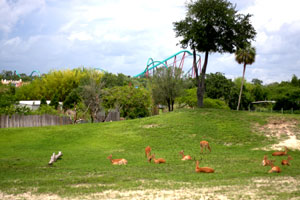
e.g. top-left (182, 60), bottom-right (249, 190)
top-left (1, 67), bottom-right (300, 122)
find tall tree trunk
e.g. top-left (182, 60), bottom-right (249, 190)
top-left (74, 103), bottom-right (77, 124)
top-left (237, 64), bottom-right (247, 111)
top-left (198, 50), bottom-right (209, 107)
top-left (167, 98), bottom-right (171, 111)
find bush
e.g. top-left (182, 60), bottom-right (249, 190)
top-left (177, 88), bottom-right (197, 108)
top-left (34, 105), bottom-right (59, 115)
top-left (178, 88), bottom-right (229, 109)
top-left (203, 98), bottom-right (230, 109)
top-left (103, 86), bottom-right (151, 119)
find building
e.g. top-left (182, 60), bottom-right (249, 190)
top-left (18, 100), bottom-right (63, 111)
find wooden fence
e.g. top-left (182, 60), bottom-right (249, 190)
top-left (105, 111), bottom-right (120, 122)
top-left (0, 114), bottom-right (72, 128)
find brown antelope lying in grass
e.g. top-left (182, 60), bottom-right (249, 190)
top-left (179, 150), bottom-right (192, 161)
top-left (145, 146), bottom-right (151, 158)
top-left (268, 161), bottom-right (281, 173)
top-left (262, 155), bottom-right (275, 166)
top-left (200, 141), bottom-right (211, 153)
top-left (148, 154), bottom-right (166, 164)
top-left (272, 146), bottom-right (288, 156)
top-left (107, 154), bottom-right (128, 165)
top-left (195, 160), bottom-right (214, 173)
top-left (281, 155), bottom-right (293, 166)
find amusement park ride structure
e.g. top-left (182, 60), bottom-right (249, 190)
top-left (134, 50), bottom-right (202, 78)
top-left (9, 50), bottom-right (200, 83)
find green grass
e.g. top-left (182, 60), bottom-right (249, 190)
top-left (0, 108), bottom-right (300, 198)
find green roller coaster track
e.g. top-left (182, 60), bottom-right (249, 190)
top-left (134, 50), bottom-right (201, 78)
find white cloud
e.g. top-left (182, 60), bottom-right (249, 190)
top-left (68, 31), bottom-right (93, 41)
top-left (1, 0), bottom-right (300, 84)
top-left (0, 0), bottom-right (45, 33)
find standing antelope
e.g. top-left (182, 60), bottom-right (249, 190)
top-left (281, 155), bottom-right (293, 166)
top-left (148, 154), bottom-right (166, 164)
top-left (195, 160), bottom-right (214, 173)
top-left (272, 147), bottom-right (288, 156)
top-left (268, 161), bottom-right (281, 173)
top-left (107, 154), bottom-right (128, 165)
top-left (200, 141), bottom-right (211, 153)
top-left (262, 155), bottom-right (275, 166)
top-left (145, 146), bottom-right (151, 158)
top-left (179, 150), bottom-right (192, 161)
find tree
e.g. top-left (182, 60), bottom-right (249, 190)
top-left (205, 72), bottom-right (234, 102)
top-left (40, 96), bottom-right (47, 106)
top-left (79, 75), bottom-right (104, 123)
top-left (235, 44), bottom-right (256, 110)
top-left (173, 0), bottom-right (256, 107)
top-left (63, 89), bottom-right (81, 122)
top-left (102, 86), bottom-right (151, 119)
top-left (151, 67), bottom-right (184, 111)
top-left (49, 93), bottom-right (59, 109)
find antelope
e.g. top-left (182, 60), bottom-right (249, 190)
top-left (195, 160), bottom-right (214, 173)
top-left (107, 154), bottom-right (128, 165)
top-left (272, 147), bottom-right (288, 156)
top-left (148, 154), bottom-right (166, 164)
top-left (262, 155), bottom-right (275, 166)
top-left (281, 155), bottom-right (293, 166)
top-left (145, 146), bottom-right (151, 158)
top-left (200, 141), bottom-right (211, 153)
top-left (179, 150), bottom-right (192, 161)
top-left (268, 161), bottom-right (281, 173)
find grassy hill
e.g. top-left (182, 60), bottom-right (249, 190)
top-left (0, 109), bottom-right (299, 199)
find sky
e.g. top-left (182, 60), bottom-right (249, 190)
top-left (0, 0), bottom-right (300, 84)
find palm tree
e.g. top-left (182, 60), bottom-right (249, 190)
top-left (235, 44), bottom-right (256, 111)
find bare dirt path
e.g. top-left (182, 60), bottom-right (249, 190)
top-left (257, 118), bottom-right (300, 151)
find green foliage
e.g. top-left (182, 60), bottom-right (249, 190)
top-left (205, 72), bottom-right (234, 102)
top-left (173, 0), bottom-right (256, 108)
top-left (173, 0), bottom-right (256, 53)
top-left (34, 105), bottom-right (60, 115)
top-left (15, 68), bottom-right (103, 102)
top-left (178, 88), bottom-right (229, 109)
top-left (40, 96), bottom-right (47, 106)
top-left (0, 84), bottom-right (16, 108)
top-left (177, 87), bottom-right (198, 108)
top-left (63, 89), bottom-right (81, 110)
top-left (151, 67), bottom-right (185, 111)
top-left (203, 98), bottom-right (230, 109)
top-left (102, 73), bottom-right (130, 88)
top-left (235, 44), bottom-right (256, 65)
top-left (15, 78), bottom-right (44, 100)
top-left (49, 93), bottom-right (59, 109)
top-left (103, 86), bottom-right (151, 119)
top-left (78, 74), bottom-right (104, 122)
top-left (0, 105), bottom-right (16, 115)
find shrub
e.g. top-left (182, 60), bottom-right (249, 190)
top-left (203, 98), bottom-right (230, 109)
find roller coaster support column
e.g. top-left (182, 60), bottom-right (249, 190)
top-left (179, 52), bottom-right (186, 71)
top-left (173, 55), bottom-right (176, 67)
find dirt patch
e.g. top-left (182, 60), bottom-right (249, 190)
top-left (257, 118), bottom-right (300, 151)
top-left (143, 124), bottom-right (159, 129)
top-left (2, 176), bottom-right (299, 200)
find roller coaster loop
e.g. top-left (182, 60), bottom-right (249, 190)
top-left (29, 70), bottom-right (41, 77)
top-left (134, 50), bottom-right (201, 78)
top-left (94, 68), bottom-right (108, 73)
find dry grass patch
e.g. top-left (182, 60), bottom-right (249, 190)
top-left (143, 124), bottom-right (159, 129)
top-left (2, 176), bottom-right (299, 200)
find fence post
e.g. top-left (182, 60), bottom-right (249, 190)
top-left (291, 108), bottom-right (293, 114)
top-left (281, 108), bottom-right (283, 114)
